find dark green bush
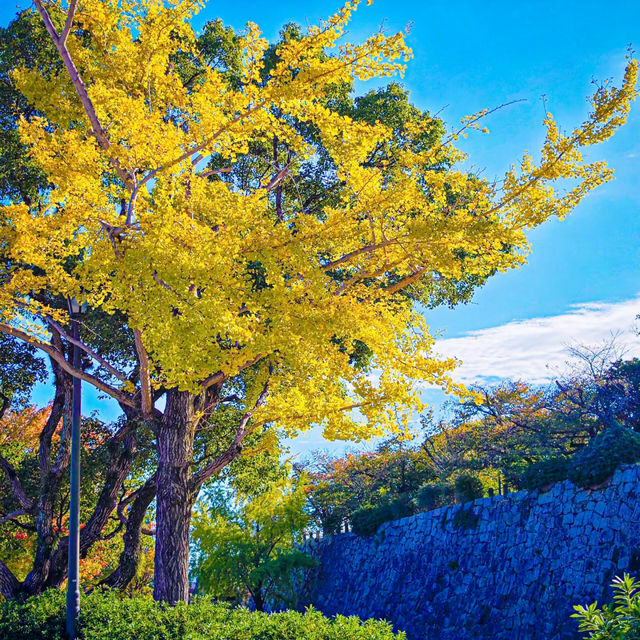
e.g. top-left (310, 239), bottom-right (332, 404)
top-left (0, 589), bottom-right (405, 640)
top-left (389, 493), bottom-right (416, 520)
top-left (416, 482), bottom-right (454, 511)
top-left (572, 574), bottom-right (640, 638)
top-left (521, 456), bottom-right (569, 491)
top-left (568, 425), bottom-right (640, 488)
top-left (454, 474), bottom-right (483, 503)
top-left (351, 504), bottom-right (393, 536)
top-left (351, 495), bottom-right (417, 536)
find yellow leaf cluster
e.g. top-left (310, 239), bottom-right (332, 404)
top-left (1, 0), bottom-right (636, 441)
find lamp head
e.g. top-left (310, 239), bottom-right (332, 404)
top-left (67, 297), bottom-right (87, 315)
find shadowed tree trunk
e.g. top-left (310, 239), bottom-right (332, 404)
top-left (153, 389), bottom-right (199, 603)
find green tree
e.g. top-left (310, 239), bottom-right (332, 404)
top-left (192, 469), bottom-right (314, 611)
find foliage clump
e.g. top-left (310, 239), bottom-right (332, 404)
top-left (520, 456), bottom-right (570, 491)
top-left (0, 589), bottom-right (405, 640)
top-left (351, 495), bottom-right (416, 537)
top-left (572, 574), bottom-right (640, 639)
top-left (567, 425), bottom-right (640, 488)
top-left (454, 474), bottom-right (484, 502)
top-left (416, 483), bottom-right (451, 511)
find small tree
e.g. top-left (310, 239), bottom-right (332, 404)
top-left (191, 473), bottom-right (314, 611)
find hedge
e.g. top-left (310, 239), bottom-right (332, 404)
top-left (0, 589), bottom-right (405, 640)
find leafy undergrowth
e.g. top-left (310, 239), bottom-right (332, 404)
top-left (0, 588), bottom-right (404, 640)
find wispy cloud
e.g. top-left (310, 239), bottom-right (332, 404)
top-left (432, 296), bottom-right (640, 385)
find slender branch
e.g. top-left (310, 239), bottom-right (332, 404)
top-left (33, 0), bottom-right (131, 187)
top-left (200, 352), bottom-right (266, 391)
top-left (0, 323), bottom-right (136, 408)
top-left (133, 329), bottom-right (153, 418)
top-left (198, 167), bottom-right (232, 179)
top-left (321, 238), bottom-right (399, 271)
top-left (383, 266), bottom-right (428, 295)
top-left (60, 0), bottom-right (78, 46)
top-left (0, 455), bottom-right (34, 512)
top-left (45, 317), bottom-right (129, 383)
top-left (191, 374), bottom-right (271, 489)
top-left (0, 509), bottom-right (28, 526)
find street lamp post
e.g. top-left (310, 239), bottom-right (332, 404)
top-left (66, 297), bottom-right (84, 640)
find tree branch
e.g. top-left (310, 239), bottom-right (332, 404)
top-left (191, 373), bottom-right (271, 490)
top-left (0, 559), bottom-right (20, 600)
top-left (0, 323), bottom-right (136, 409)
top-left (33, 0), bottom-right (131, 187)
top-left (200, 352), bottom-right (266, 391)
top-left (45, 317), bottom-right (129, 383)
top-left (0, 455), bottom-right (34, 512)
top-left (60, 0), bottom-right (78, 46)
top-left (133, 329), bottom-right (153, 418)
top-left (0, 509), bottom-right (28, 526)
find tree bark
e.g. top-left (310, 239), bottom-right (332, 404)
top-left (101, 474), bottom-right (156, 590)
top-left (153, 389), bottom-right (198, 603)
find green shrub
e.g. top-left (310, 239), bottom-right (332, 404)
top-left (572, 574), bottom-right (640, 639)
top-left (351, 494), bottom-right (417, 537)
top-left (521, 456), bottom-right (569, 490)
top-left (568, 425), bottom-right (640, 488)
top-left (454, 474), bottom-right (483, 503)
top-left (389, 494), bottom-right (416, 520)
top-left (416, 482), bottom-right (454, 511)
top-left (0, 589), bottom-right (405, 640)
top-left (351, 504), bottom-right (393, 536)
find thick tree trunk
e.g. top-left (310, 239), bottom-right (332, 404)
top-left (153, 389), bottom-right (198, 604)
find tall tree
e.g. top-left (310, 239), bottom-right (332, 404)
top-left (0, 0), bottom-right (636, 602)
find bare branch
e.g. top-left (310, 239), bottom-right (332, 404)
top-left (60, 0), bottom-right (78, 46)
top-left (133, 329), bottom-right (153, 418)
top-left (0, 323), bottom-right (136, 409)
top-left (45, 317), bottom-right (129, 383)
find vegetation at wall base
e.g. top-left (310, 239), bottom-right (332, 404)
top-left (573, 574), bottom-right (640, 639)
top-left (0, 589), bottom-right (405, 640)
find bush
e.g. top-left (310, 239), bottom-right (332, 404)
top-left (568, 425), bottom-right (640, 488)
top-left (416, 482), bottom-right (454, 511)
top-left (351, 504), bottom-right (394, 536)
top-left (351, 494), bottom-right (417, 537)
top-left (389, 494), bottom-right (416, 520)
top-left (454, 474), bottom-right (483, 503)
top-left (0, 589), bottom-right (405, 640)
top-left (452, 507), bottom-right (479, 530)
top-left (572, 574), bottom-right (640, 638)
top-left (521, 456), bottom-right (569, 491)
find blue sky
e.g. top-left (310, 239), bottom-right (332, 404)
top-left (2, 1), bottom-right (639, 449)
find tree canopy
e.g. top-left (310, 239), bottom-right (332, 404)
top-left (0, 0), bottom-right (636, 602)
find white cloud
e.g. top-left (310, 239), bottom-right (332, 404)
top-left (432, 295), bottom-right (640, 385)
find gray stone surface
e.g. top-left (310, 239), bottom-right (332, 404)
top-left (297, 464), bottom-right (640, 640)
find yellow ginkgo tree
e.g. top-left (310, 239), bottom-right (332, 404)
top-left (0, 0), bottom-right (636, 602)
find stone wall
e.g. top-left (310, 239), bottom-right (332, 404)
top-left (298, 464), bottom-right (640, 640)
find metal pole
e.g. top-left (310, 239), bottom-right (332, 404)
top-left (66, 318), bottom-right (81, 640)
